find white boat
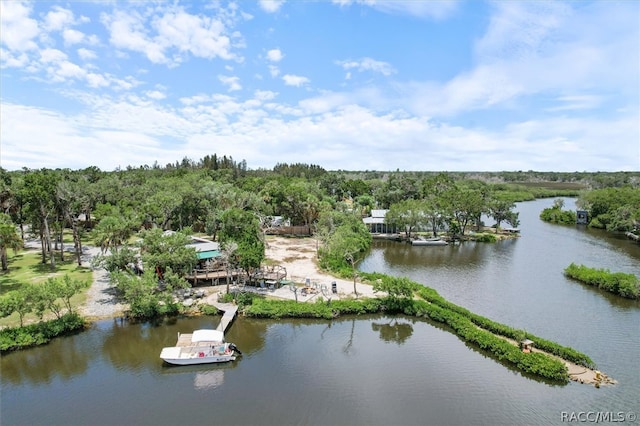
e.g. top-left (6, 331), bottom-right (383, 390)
top-left (160, 329), bottom-right (241, 366)
top-left (411, 238), bottom-right (448, 246)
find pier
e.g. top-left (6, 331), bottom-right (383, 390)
top-left (206, 297), bottom-right (238, 333)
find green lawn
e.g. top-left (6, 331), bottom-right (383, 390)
top-left (0, 246), bottom-right (93, 328)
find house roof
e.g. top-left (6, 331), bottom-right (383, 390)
top-left (371, 209), bottom-right (388, 218)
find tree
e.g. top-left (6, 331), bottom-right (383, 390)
top-left (0, 213), bottom-right (22, 271)
top-left (218, 208), bottom-right (265, 282)
top-left (22, 169), bottom-right (60, 267)
top-left (92, 214), bottom-right (133, 254)
top-left (318, 211), bottom-right (372, 295)
top-left (488, 199), bottom-right (519, 231)
top-left (444, 186), bottom-right (486, 238)
top-left (373, 276), bottom-right (417, 299)
top-left (138, 228), bottom-right (198, 278)
top-left (55, 275), bottom-right (91, 315)
top-left (421, 173), bottom-right (455, 237)
top-left (2, 288), bottom-right (32, 327)
top-left (385, 199), bottom-right (428, 239)
top-left (56, 178), bottom-right (87, 265)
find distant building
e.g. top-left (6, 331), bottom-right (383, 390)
top-left (576, 210), bottom-right (589, 225)
top-left (363, 210), bottom-right (397, 234)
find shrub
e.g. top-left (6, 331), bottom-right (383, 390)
top-left (564, 263), bottom-right (640, 299)
top-left (0, 313), bottom-right (86, 352)
top-left (540, 207), bottom-right (577, 225)
top-left (474, 233), bottom-right (497, 243)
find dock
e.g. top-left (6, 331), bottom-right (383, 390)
top-left (207, 299), bottom-right (238, 333)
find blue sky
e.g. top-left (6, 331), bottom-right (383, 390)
top-left (1, 0), bottom-right (638, 172)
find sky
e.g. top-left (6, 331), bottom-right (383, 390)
top-left (1, 0), bottom-right (638, 172)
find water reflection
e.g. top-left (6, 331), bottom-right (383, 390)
top-left (377, 239), bottom-right (492, 270)
top-left (1, 333), bottom-right (93, 385)
top-left (371, 317), bottom-right (414, 345)
top-left (160, 363), bottom-right (231, 390)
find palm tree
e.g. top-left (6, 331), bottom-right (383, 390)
top-left (0, 214), bottom-right (23, 271)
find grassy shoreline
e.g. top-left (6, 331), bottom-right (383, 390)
top-left (228, 273), bottom-right (595, 383)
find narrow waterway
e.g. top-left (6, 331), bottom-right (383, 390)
top-left (2, 199), bottom-right (639, 426)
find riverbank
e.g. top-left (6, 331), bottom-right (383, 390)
top-left (76, 236), bottom-right (611, 386)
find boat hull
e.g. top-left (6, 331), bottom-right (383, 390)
top-left (411, 239), bottom-right (448, 246)
top-left (161, 354), bottom-right (237, 365)
top-left (160, 335), bottom-right (239, 366)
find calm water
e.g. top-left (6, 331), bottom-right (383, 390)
top-left (2, 199), bottom-right (639, 426)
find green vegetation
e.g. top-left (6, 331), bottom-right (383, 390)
top-left (316, 210), bottom-right (372, 293)
top-left (0, 312), bottom-right (85, 352)
top-left (473, 233), bottom-right (498, 243)
top-left (237, 271), bottom-right (592, 382)
top-left (411, 284), bottom-right (594, 368)
top-left (0, 272), bottom-right (90, 352)
top-left (540, 198), bottom-right (578, 225)
top-left (564, 263), bottom-right (640, 299)
top-left (0, 275), bottom-right (90, 326)
top-left (577, 187), bottom-right (640, 233)
top-left (0, 213), bottom-right (23, 271)
top-left (244, 297), bottom-right (383, 319)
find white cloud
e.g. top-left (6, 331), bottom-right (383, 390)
top-left (218, 75), bottom-right (242, 92)
top-left (102, 10), bottom-right (168, 64)
top-left (153, 9), bottom-right (235, 61)
top-left (254, 90), bottom-right (277, 101)
top-left (332, 0), bottom-right (459, 20)
top-left (62, 28), bottom-right (85, 45)
top-left (0, 1), bottom-right (40, 51)
top-left (546, 95), bottom-right (603, 112)
top-left (259, 0), bottom-right (286, 13)
top-left (268, 65), bottom-right (280, 77)
top-left (475, 2), bottom-right (569, 62)
top-left (85, 73), bottom-right (109, 88)
top-left (101, 5), bottom-right (241, 66)
top-left (282, 74), bottom-right (310, 87)
top-left (338, 57), bottom-right (396, 76)
top-left (43, 6), bottom-right (75, 31)
top-left (77, 48), bottom-right (97, 61)
top-left (3, 84), bottom-right (637, 172)
top-left (146, 90), bottom-right (167, 100)
top-left (0, 48), bottom-right (30, 68)
top-left (266, 48), bottom-right (284, 62)
top-left (40, 48), bottom-right (68, 63)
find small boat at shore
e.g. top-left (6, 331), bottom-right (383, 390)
top-left (411, 237), bottom-right (448, 246)
top-left (160, 329), bottom-right (241, 366)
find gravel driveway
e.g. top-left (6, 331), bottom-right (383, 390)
top-left (23, 240), bottom-right (127, 320)
top-left (78, 245), bottom-right (127, 319)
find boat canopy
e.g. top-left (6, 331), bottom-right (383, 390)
top-left (192, 329), bottom-right (224, 343)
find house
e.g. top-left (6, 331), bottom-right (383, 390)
top-left (363, 209), bottom-right (397, 234)
top-left (187, 236), bottom-right (222, 267)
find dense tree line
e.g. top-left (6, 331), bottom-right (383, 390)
top-left (0, 158), bottom-right (637, 322)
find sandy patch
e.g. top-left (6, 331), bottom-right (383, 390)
top-left (262, 236), bottom-right (377, 300)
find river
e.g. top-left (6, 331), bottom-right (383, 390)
top-left (2, 198), bottom-right (639, 426)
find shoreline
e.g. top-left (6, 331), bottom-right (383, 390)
top-left (76, 236), bottom-right (611, 386)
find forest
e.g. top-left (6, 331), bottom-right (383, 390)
top-left (1, 156), bottom-right (638, 272)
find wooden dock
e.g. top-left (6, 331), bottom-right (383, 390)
top-left (209, 300), bottom-right (238, 333)
top-left (173, 301), bottom-right (238, 346)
